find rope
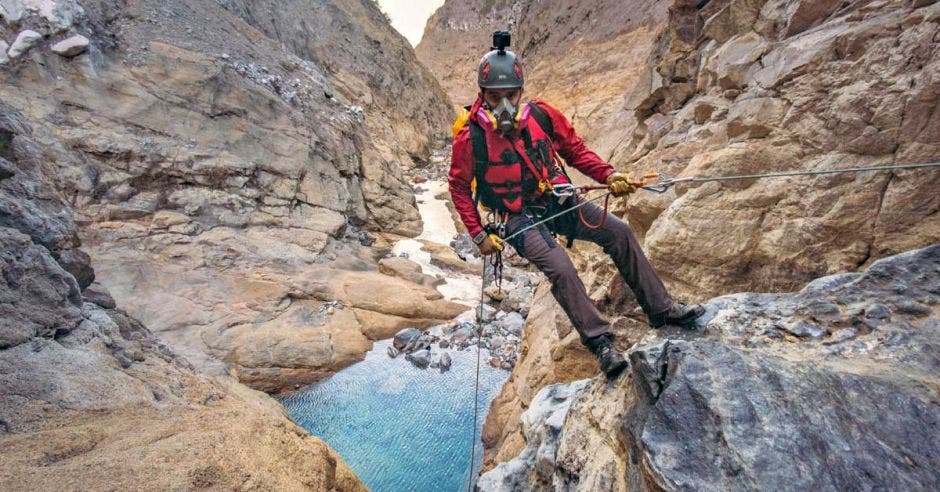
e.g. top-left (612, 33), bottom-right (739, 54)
top-left (503, 191), bottom-right (613, 243)
top-left (676, 161), bottom-right (940, 185)
top-left (577, 192), bottom-right (611, 230)
top-left (466, 258), bottom-right (488, 492)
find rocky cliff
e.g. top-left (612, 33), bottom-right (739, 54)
top-left (615, 0), bottom-right (940, 299)
top-left (0, 100), bottom-right (364, 489)
top-left (1, 0), bottom-right (460, 392)
top-left (479, 244), bottom-right (940, 491)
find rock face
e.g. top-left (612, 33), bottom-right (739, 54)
top-left (0, 97), bottom-right (365, 490)
top-left (616, 0), bottom-right (940, 298)
top-left (476, 379), bottom-right (590, 491)
top-left (1, 0), bottom-right (455, 391)
top-left (480, 244), bottom-right (940, 491)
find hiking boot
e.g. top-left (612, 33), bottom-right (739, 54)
top-left (649, 302), bottom-right (705, 328)
top-left (584, 334), bottom-right (629, 379)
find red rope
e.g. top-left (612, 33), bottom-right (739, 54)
top-left (577, 192), bottom-right (610, 229)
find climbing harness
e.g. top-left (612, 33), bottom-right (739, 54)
top-left (463, 159), bottom-right (940, 490)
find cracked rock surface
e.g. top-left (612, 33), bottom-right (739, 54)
top-left (480, 244), bottom-right (940, 491)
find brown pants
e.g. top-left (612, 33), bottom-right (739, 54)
top-left (504, 199), bottom-right (673, 340)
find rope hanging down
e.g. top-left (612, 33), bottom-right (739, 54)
top-left (463, 159), bottom-right (940, 490)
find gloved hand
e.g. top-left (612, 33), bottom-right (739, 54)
top-left (479, 233), bottom-right (504, 255)
top-left (605, 172), bottom-right (638, 197)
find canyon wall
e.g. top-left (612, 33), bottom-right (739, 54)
top-left (1, 0), bottom-right (460, 393)
top-left (0, 100), bottom-right (364, 490)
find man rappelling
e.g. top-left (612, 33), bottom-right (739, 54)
top-left (448, 32), bottom-right (705, 379)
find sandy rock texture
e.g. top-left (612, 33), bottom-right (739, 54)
top-left (0, 99), bottom-right (365, 490)
top-left (480, 244), bottom-right (940, 491)
top-left (614, 0), bottom-right (940, 298)
top-left (1, 0), bottom-right (455, 391)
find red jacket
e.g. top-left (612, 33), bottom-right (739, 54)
top-left (448, 99), bottom-right (614, 237)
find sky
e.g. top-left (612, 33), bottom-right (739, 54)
top-left (378, 0), bottom-right (446, 46)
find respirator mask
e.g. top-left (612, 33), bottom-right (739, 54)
top-left (489, 97), bottom-right (519, 133)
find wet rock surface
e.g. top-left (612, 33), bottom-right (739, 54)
top-left (479, 244), bottom-right (940, 491)
top-left (387, 272), bottom-right (538, 372)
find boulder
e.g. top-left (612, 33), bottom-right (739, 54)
top-left (406, 349), bottom-right (430, 369)
top-left (393, 327), bottom-right (422, 351)
top-left (486, 245), bottom-right (940, 490)
top-left (477, 380), bottom-right (590, 490)
top-left (50, 35), bottom-right (89, 57)
top-left (0, 42), bottom-right (8, 64)
top-left (429, 350), bottom-right (452, 370)
top-left (477, 303), bottom-right (497, 322)
top-left (8, 30), bottom-right (42, 58)
top-left (495, 311), bottom-right (525, 336)
top-left (499, 287), bottom-right (533, 313)
top-left (378, 256), bottom-right (442, 288)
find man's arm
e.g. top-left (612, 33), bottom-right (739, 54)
top-left (533, 100), bottom-right (614, 183)
top-left (448, 126), bottom-right (485, 238)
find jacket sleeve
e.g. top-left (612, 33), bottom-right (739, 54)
top-left (448, 126), bottom-right (484, 238)
top-left (534, 100), bottom-right (614, 183)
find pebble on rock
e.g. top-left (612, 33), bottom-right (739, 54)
top-left (393, 327), bottom-right (422, 351)
top-left (406, 349), bottom-right (430, 368)
top-left (9, 30), bottom-right (43, 58)
top-left (51, 35), bottom-right (89, 57)
top-left (823, 328), bottom-right (858, 345)
top-left (781, 320), bottom-right (828, 339)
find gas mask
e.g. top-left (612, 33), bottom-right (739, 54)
top-left (490, 97), bottom-right (519, 133)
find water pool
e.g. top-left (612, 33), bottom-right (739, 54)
top-left (280, 339), bottom-right (509, 491)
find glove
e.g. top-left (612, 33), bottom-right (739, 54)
top-left (479, 234), bottom-right (504, 255)
top-left (605, 172), bottom-right (638, 197)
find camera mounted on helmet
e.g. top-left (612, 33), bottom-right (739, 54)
top-left (492, 30), bottom-right (511, 54)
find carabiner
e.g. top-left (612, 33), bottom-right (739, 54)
top-left (551, 183), bottom-right (577, 197)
